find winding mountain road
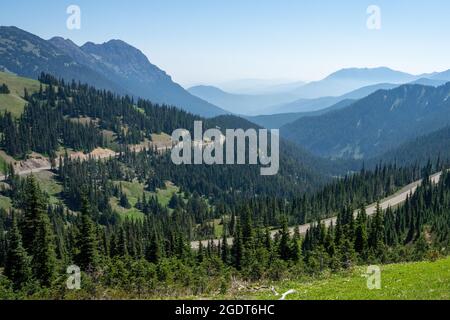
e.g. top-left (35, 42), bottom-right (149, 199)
top-left (190, 171), bottom-right (443, 249)
top-left (0, 150), bottom-right (442, 251)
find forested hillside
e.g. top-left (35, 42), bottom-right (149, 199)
top-left (281, 83), bottom-right (450, 159)
top-left (370, 126), bottom-right (450, 168)
top-left (0, 72), bottom-right (329, 196)
top-left (0, 72), bottom-right (337, 225)
top-left (0, 161), bottom-right (448, 298)
top-left (0, 72), bottom-right (448, 300)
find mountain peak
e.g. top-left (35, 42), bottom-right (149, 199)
top-left (49, 36), bottom-right (80, 50)
top-left (0, 26), bottom-right (229, 117)
top-left (80, 38), bottom-right (169, 82)
top-left (81, 39), bottom-right (141, 54)
top-left (105, 39), bottom-right (132, 47)
top-left (325, 67), bottom-right (412, 81)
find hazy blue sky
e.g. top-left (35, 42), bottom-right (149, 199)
top-left (1, 0), bottom-right (450, 86)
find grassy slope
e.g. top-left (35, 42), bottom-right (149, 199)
top-left (0, 72), bottom-right (41, 171)
top-left (1, 172), bottom-right (180, 218)
top-left (151, 132), bottom-right (172, 144)
top-left (0, 171), bottom-right (62, 210)
top-left (0, 72), bottom-right (178, 214)
top-left (111, 180), bottom-right (180, 220)
top-left (0, 71), bottom-right (40, 117)
top-left (250, 257), bottom-right (450, 300)
top-left (0, 153), bottom-right (8, 174)
top-left (34, 171), bottom-right (63, 205)
top-left (0, 194), bottom-right (11, 210)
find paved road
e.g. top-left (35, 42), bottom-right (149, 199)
top-left (191, 171), bottom-right (443, 249)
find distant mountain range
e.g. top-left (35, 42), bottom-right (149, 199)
top-left (431, 69), bottom-right (450, 81)
top-left (187, 85), bottom-right (297, 114)
top-left (188, 80), bottom-right (401, 116)
top-left (245, 99), bottom-right (355, 129)
top-left (0, 26), bottom-right (227, 117)
top-left (264, 78), bottom-right (448, 115)
top-left (215, 78), bottom-right (306, 95)
top-left (260, 83), bottom-right (401, 115)
top-left (288, 67), bottom-right (424, 100)
top-left (281, 82), bottom-right (450, 160)
top-left (189, 67), bottom-right (450, 116)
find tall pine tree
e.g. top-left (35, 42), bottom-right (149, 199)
top-left (75, 196), bottom-right (99, 271)
top-left (32, 211), bottom-right (57, 287)
top-left (21, 175), bottom-right (46, 253)
top-left (4, 215), bottom-right (32, 290)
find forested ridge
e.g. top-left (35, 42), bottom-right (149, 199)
top-left (0, 73), bottom-right (202, 157)
top-left (281, 82), bottom-right (450, 160)
top-left (0, 73), bottom-right (327, 194)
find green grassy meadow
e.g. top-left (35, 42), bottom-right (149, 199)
top-left (0, 71), bottom-right (41, 117)
top-left (249, 257), bottom-right (450, 300)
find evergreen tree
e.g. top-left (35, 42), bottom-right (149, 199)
top-left (231, 221), bottom-right (243, 270)
top-left (241, 207), bottom-right (254, 248)
top-left (117, 227), bottom-right (129, 257)
top-left (278, 217), bottom-right (291, 261)
top-left (369, 201), bottom-right (384, 252)
top-left (291, 226), bottom-right (302, 262)
top-left (0, 220), bottom-right (5, 267)
top-left (354, 205), bottom-right (368, 257)
top-left (145, 233), bottom-right (161, 264)
top-left (17, 175), bottom-right (57, 286)
top-left (168, 193), bottom-right (181, 209)
top-left (340, 236), bottom-right (357, 269)
top-left (221, 225), bottom-right (230, 265)
top-left (414, 233), bottom-right (429, 260)
top-left (197, 241), bottom-right (204, 263)
top-left (21, 175), bottom-right (46, 253)
top-left (4, 215), bottom-right (32, 290)
top-left (32, 211), bottom-right (57, 286)
top-left (76, 196), bottom-right (99, 271)
top-left (119, 192), bottom-right (131, 209)
top-left (0, 83), bottom-right (10, 94)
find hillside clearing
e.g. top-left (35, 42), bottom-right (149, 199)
top-left (0, 71), bottom-right (41, 117)
top-left (111, 180), bottom-right (181, 220)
